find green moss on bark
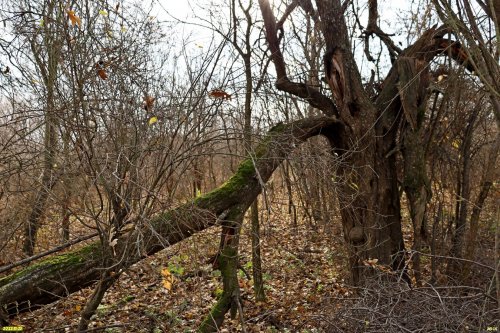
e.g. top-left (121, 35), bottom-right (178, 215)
top-left (199, 246), bottom-right (239, 333)
top-left (0, 243), bottom-right (100, 288)
top-left (197, 159), bottom-right (256, 203)
top-left (195, 125), bottom-right (286, 208)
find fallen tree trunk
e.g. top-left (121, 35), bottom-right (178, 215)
top-left (0, 116), bottom-right (341, 318)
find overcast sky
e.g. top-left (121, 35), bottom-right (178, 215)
top-left (148, 0), bottom-right (422, 77)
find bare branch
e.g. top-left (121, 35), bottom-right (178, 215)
top-left (258, 0), bottom-right (338, 116)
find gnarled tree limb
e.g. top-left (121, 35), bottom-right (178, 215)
top-left (258, 0), bottom-right (338, 117)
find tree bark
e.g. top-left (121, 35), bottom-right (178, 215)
top-left (251, 199), bottom-right (265, 301)
top-left (234, 0), bottom-right (266, 302)
top-left (398, 57), bottom-right (432, 285)
top-left (199, 204), bottom-right (246, 332)
top-left (0, 117), bottom-right (340, 317)
top-left (77, 270), bottom-right (120, 332)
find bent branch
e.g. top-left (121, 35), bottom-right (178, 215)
top-left (0, 116), bottom-right (340, 317)
top-left (258, 0), bottom-right (338, 116)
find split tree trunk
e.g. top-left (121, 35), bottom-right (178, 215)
top-left (259, 0), bottom-right (410, 284)
top-left (258, 0), bottom-right (472, 285)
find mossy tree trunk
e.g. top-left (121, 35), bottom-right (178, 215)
top-left (0, 117), bottom-right (340, 319)
top-left (199, 204), bottom-right (247, 332)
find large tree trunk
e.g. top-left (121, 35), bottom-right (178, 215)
top-left (398, 57), bottom-right (432, 285)
top-left (199, 204), bottom-right (247, 332)
top-left (0, 117), bottom-right (340, 318)
top-left (259, 0), bottom-right (411, 284)
top-left (258, 0), bottom-right (473, 284)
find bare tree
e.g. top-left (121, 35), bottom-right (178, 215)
top-left (1, 1), bottom-right (499, 331)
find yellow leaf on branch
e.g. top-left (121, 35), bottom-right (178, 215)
top-left (148, 116), bottom-right (158, 125)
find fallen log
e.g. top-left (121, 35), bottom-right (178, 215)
top-left (0, 116), bottom-right (341, 318)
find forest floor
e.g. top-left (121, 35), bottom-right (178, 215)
top-left (13, 207), bottom-right (359, 332)
top-left (9, 204), bottom-right (500, 333)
